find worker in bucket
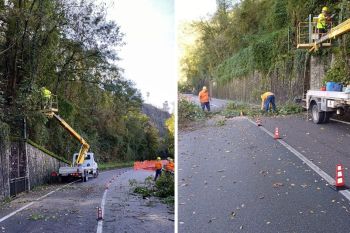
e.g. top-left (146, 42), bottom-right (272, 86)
top-left (317, 7), bottom-right (332, 35)
top-left (198, 86), bottom-right (211, 111)
top-left (41, 87), bottom-right (52, 109)
top-left (154, 157), bottom-right (163, 181)
top-left (261, 91), bottom-right (276, 113)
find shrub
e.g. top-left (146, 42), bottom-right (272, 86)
top-left (178, 97), bottom-right (205, 123)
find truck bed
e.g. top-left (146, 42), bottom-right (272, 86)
top-left (307, 90), bottom-right (350, 100)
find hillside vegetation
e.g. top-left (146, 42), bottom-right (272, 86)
top-left (0, 0), bottom-right (172, 162)
top-left (179, 0), bottom-right (350, 102)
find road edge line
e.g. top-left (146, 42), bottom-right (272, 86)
top-left (96, 190), bottom-right (107, 233)
top-left (0, 180), bottom-right (77, 223)
top-left (247, 118), bottom-right (350, 201)
top-left (330, 118), bottom-right (350, 125)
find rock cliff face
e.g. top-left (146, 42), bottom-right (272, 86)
top-left (142, 104), bottom-right (170, 137)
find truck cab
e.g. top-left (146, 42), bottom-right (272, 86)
top-left (59, 152), bottom-right (99, 182)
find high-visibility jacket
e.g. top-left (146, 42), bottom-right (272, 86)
top-left (261, 92), bottom-right (274, 102)
top-left (199, 90), bottom-right (209, 103)
top-left (317, 13), bottom-right (327, 29)
top-left (166, 161), bottom-right (174, 172)
top-left (155, 161), bottom-right (162, 170)
top-left (42, 88), bottom-right (51, 98)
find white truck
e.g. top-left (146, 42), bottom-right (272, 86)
top-left (59, 152), bottom-right (99, 182)
top-left (306, 90), bottom-right (350, 124)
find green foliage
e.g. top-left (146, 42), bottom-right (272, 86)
top-left (0, 0), bottom-right (166, 163)
top-left (154, 173), bottom-right (174, 198)
top-left (130, 174), bottom-right (174, 206)
top-left (221, 101), bottom-right (303, 117)
top-left (277, 102), bottom-right (304, 115)
top-left (98, 161), bottom-right (134, 171)
top-left (178, 97), bottom-right (205, 123)
top-left (180, 0), bottom-right (346, 92)
top-left (221, 101), bottom-right (261, 117)
top-left (323, 59), bottom-right (350, 85)
top-left (215, 47), bottom-right (253, 81)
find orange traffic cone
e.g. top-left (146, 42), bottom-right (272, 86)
top-left (336, 164), bottom-right (345, 188)
top-left (274, 127), bottom-right (280, 139)
top-left (256, 118), bottom-right (262, 126)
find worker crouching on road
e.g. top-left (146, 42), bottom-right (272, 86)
top-left (199, 86), bottom-right (211, 111)
top-left (261, 91), bottom-right (276, 113)
top-left (317, 7), bottom-right (331, 36)
top-left (154, 157), bottom-right (163, 181)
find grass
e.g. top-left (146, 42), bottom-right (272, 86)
top-left (99, 161), bottom-right (134, 171)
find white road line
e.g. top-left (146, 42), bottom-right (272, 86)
top-left (330, 118), bottom-right (350, 125)
top-left (96, 190), bottom-right (107, 233)
top-left (96, 171), bottom-right (124, 233)
top-left (247, 118), bottom-right (350, 201)
top-left (0, 180), bottom-right (77, 223)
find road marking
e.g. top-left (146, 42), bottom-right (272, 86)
top-left (247, 118), bottom-right (350, 201)
top-left (96, 171), bottom-right (124, 233)
top-left (0, 180), bottom-right (77, 223)
top-left (330, 118), bottom-right (350, 125)
top-left (96, 190), bottom-right (107, 233)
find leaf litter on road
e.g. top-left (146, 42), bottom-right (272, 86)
top-left (272, 182), bottom-right (284, 188)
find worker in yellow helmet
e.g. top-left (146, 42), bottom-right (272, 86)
top-left (165, 157), bottom-right (174, 173)
top-left (317, 7), bottom-right (331, 35)
top-left (154, 157), bottom-right (163, 181)
top-left (41, 87), bottom-right (52, 109)
top-left (261, 91), bottom-right (276, 112)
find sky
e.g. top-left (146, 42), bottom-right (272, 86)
top-left (104, 0), bottom-right (218, 112)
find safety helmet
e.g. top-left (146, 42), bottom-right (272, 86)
top-left (157, 157), bottom-right (161, 160)
top-left (322, 6), bottom-right (328, 12)
top-left (203, 86), bottom-right (207, 90)
top-left (169, 158), bottom-right (173, 162)
top-left (167, 157), bottom-right (171, 161)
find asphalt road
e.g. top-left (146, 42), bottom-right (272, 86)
top-left (0, 168), bottom-right (173, 233)
top-left (181, 94), bottom-right (230, 112)
top-left (178, 116), bottom-right (350, 233)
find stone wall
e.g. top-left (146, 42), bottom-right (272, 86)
top-left (211, 68), bottom-right (306, 104)
top-left (211, 54), bottom-right (333, 102)
top-left (309, 54), bottom-right (333, 90)
top-left (0, 124), bottom-right (10, 200)
top-left (0, 138), bottom-right (68, 201)
top-left (26, 143), bottom-right (68, 188)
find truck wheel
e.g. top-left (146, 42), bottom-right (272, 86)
top-left (94, 169), bottom-right (99, 178)
top-left (83, 171), bottom-right (88, 182)
top-left (323, 112), bottom-right (332, 123)
top-left (312, 103), bottom-right (324, 124)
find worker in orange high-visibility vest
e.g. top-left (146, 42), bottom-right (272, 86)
top-left (198, 86), bottom-right (211, 111)
top-left (165, 158), bottom-right (174, 173)
top-left (154, 157), bottom-right (163, 181)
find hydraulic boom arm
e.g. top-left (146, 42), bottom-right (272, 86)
top-left (310, 18), bottom-right (350, 52)
top-left (53, 113), bottom-right (90, 166)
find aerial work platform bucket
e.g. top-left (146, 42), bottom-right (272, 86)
top-left (297, 15), bottom-right (332, 50)
top-left (41, 94), bottom-right (58, 117)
